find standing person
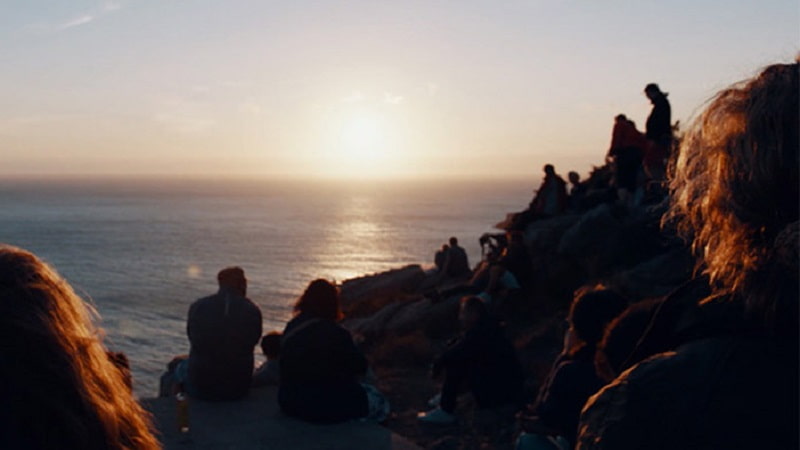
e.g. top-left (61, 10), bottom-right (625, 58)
top-left (577, 62), bottom-right (799, 449)
top-left (444, 237), bottom-right (471, 279)
top-left (607, 114), bottom-right (646, 207)
top-left (0, 245), bottom-right (159, 449)
top-left (186, 266), bottom-right (263, 401)
top-left (643, 83), bottom-right (672, 181)
top-left (278, 279), bottom-right (388, 423)
top-left (418, 296), bottom-right (524, 424)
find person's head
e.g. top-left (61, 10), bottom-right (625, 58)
top-left (666, 61), bottom-right (799, 331)
top-left (459, 296), bottom-right (490, 330)
top-left (568, 171), bottom-right (580, 185)
top-left (449, 236), bottom-right (458, 247)
top-left (0, 245), bottom-right (158, 448)
top-left (544, 164), bottom-right (555, 176)
top-left (615, 113), bottom-right (627, 123)
top-left (294, 278), bottom-right (343, 321)
top-left (441, 244), bottom-right (450, 252)
top-left (260, 332), bottom-right (282, 360)
top-left (644, 83), bottom-right (664, 101)
top-left (218, 266), bottom-right (247, 297)
top-left (595, 299), bottom-right (663, 382)
top-left (567, 287), bottom-right (628, 355)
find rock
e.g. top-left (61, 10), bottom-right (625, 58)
top-left (557, 204), bottom-right (620, 257)
top-left (340, 265), bottom-right (427, 318)
top-left (609, 248), bottom-right (694, 300)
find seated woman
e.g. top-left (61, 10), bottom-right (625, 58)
top-left (517, 288), bottom-right (627, 449)
top-left (278, 279), bottom-right (388, 423)
top-left (0, 245), bottom-right (158, 449)
top-left (418, 296), bottom-right (524, 424)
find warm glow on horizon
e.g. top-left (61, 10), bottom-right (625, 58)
top-left (0, 1), bottom-right (796, 180)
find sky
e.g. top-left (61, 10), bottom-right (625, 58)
top-left (0, 1), bottom-right (797, 180)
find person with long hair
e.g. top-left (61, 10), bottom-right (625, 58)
top-left (278, 279), bottom-right (388, 423)
top-left (577, 62), bottom-right (799, 449)
top-left (0, 245), bottom-right (159, 449)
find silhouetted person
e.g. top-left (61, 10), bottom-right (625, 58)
top-left (486, 230), bottom-right (532, 298)
top-left (434, 244), bottom-right (449, 272)
top-left (530, 164), bottom-right (568, 217)
top-left (187, 266), bottom-right (263, 401)
top-left (443, 237), bottom-right (471, 279)
top-left (643, 83), bottom-right (672, 181)
top-left (252, 331), bottom-right (281, 387)
top-left (567, 171), bottom-right (586, 212)
top-left (607, 114), bottom-right (646, 206)
top-left (418, 296), bottom-right (524, 424)
top-left (0, 245), bottom-right (158, 449)
top-left (517, 288), bottom-right (627, 448)
top-left (279, 279), bottom-right (388, 423)
top-left (578, 62), bottom-right (799, 450)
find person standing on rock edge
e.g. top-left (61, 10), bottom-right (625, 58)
top-left (643, 83), bottom-right (672, 181)
top-left (186, 266), bottom-right (263, 401)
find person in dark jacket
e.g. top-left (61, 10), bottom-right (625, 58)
top-left (443, 237), bottom-right (471, 279)
top-left (418, 296), bottom-right (524, 424)
top-left (643, 83), bottom-right (672, 181)
top-left (577, 62), bottom-right (799, 450)
top-left (278, 279), bottom-right (385, 423)
top-left (517, 288), bottom-right (627, 448)
top-left (187, 266), bottom-right (263, 401)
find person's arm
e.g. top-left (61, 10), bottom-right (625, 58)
top-left (337, 327), bottom-right (368, 376)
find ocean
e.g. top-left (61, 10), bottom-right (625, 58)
top-left (0, 177), bottom-right (534, 396)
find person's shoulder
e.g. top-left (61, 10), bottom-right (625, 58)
top-left (190, 292), bottom-right (220, 308)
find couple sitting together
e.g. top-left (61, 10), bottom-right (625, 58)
top-left (172, 268), bottom-right (388, 424)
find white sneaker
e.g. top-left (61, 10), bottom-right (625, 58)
top-left (417, 407), bottom-right (456, 424)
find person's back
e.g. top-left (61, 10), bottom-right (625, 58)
top-left (187, 267), bottom-right (263, 401)
top-left (579, 300), bottom-right (798, 449)
top-left (277, 279), bottom-right (375, 424)
top-left (279, 312), bottom-right (369, 422)
top-left (445, 237), bottom-right (471, 278)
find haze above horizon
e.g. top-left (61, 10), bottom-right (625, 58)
top-left (1, 1), bottom-right (797, 180)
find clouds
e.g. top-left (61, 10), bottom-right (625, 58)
top-left (36, 1), bottom-right (124, 33)
top-left (383, 92), bottom-right (404, 105)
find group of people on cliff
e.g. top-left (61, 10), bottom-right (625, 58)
top-left (507, 82), bottom-right (674, 232)
top-left (421, 63), bottom-right (799, 450)
top-left (0, 61), bottom-right (795, 449)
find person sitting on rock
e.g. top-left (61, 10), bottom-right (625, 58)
top-left (517, 288), bottom-right (627, 449)
top-left (0, 245), bottom-right (159, 449)
top-left (434, 243), bottom-right (449, 272)
top-left (418, 296), bottom-right (524, 424)
top-left (186, 266), bottom-right (263, 401)
top-left (530, 164), bottom-right (568, 217)
top-left (443, 236), bottom-right (471, 279)
top-left (567, 171), bottom-right (587, 212)
top-left (279, 279), bottom-right (389, 423)
top-left (252, 331), bottom-right (281, 387)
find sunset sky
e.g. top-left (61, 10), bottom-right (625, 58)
top-left (1, 1), bottom-right (797, 179)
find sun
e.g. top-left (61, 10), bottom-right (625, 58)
top-left (339, 114), bottom-right (383, 161)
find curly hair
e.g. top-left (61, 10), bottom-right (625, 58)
top-left (0, 245), bottom-right (159, 449)
top-left (665, 62), bottom-right (799, 328)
